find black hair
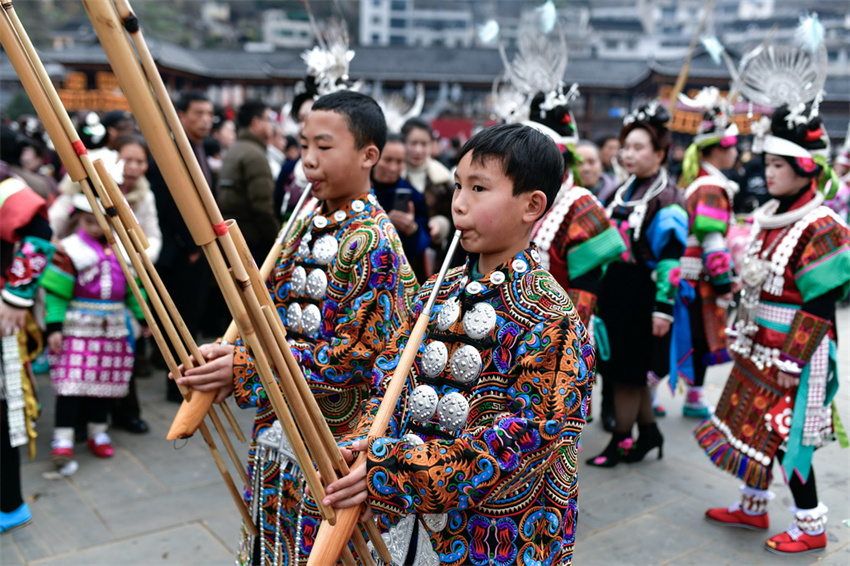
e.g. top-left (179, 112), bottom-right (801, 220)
top-left (0, 127), bottom-right (22, 165)
top-left (113, 133), bottom-right (150, 159)
top-left (311, 90), bottom-right (387, 152)
top-left (595, 135), bottom-right (619, 149)
top-left (770, 104), bottom-right (827, 178)
top-left (284, 134), bottom-right (299, 151)
top-left (529, 91), bottom-right (577, 140)
top-left (457, 123), bottom-right (564, 214)
top-left (385, 132), bottom-right (405, 145)
top-left (176, 92), bottom-right (211, 113)
top-left (401, 117), bottom-right (432, 140)
top-left (236, 99), bottom-right (269, 131)
top-left (203, 136), bottom-right (222, 157)
top-left (620, 104), bottom-right (672, 165)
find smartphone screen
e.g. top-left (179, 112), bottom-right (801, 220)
top-left (393, 188), bottom-right (412, 211)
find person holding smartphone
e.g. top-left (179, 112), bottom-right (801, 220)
top-left (372, 133), bottom-right (431, 281)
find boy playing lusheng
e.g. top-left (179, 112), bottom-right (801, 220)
top-left (177, 90), bottom-right (418, 565)
top-left (324, 123), bottom-right (592, 565)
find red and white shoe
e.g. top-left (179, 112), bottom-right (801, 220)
top-left (765, 525), bottom-right (826, 555)
top-left (705, 506), bottom-right (769, 530)
top-left (87, 433), bottom-right (115, 458)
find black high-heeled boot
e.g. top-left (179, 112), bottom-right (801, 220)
top-left (628, 422), bottom-right (664, 462)
top-left (585, 432), bottom-right (633, 468)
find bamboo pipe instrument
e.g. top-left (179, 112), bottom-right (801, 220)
top-left (80, 0), bottom-right (390, 555)
top-left (0, 2), bottom-right (257, 534)
top-left (308, 231), bottom-right (463, 566)
top-left (170, 185), bottom-right (314, 441)
top-left (220, 185), bottom-right (314, 344)
top-left (92, 160), bottom-right (249, 485)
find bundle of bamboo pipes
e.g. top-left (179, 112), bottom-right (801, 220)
top-left (0, 0), bottom-right (257, 536)
top-left (2, 0), bottom-right (395, 562)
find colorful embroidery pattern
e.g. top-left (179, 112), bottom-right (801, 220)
top-left (231, 193), bottom-right (417, 565)
top-left (351, 248), bottom-right (590, 566)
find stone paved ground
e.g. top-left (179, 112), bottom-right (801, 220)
top-left (2, 307), bottom-right (848, 565)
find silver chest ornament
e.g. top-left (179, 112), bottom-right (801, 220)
top-left (312, 235), bottom-right (339, 266)
top-left (287, 303), bottom-right (302, 333)
top-left (301, 304), bottom-right (322, 336)
top-left (305, 269), bottom-right (328, 300)
top-left (437, 391), bottom-right (469, 432)
top-left (290, 266), bottom-right (307, 296)
top-left (450, 344), bottom-right (483, 383)
top-left (256, 420), bottom-right (297, 464)
top-left (741, 255), bottom-right (769, 289)
top-left (462, 302), bottom-right (497, 340)
top-left (401, 433), bottom-right (424, 447)
top-left (436, 297), bottom-right (460, 331)
top-left (409, 384), bottom-right (438, 423)
top-left (420, 341), bottom-right (448, 377)
top-left (422, 513), bottom-right (448, 532)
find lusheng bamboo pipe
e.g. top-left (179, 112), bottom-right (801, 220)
top-left (92, 161), bottom-right (248, 484)
top-left (308, 231), bottom-right (463, 566)
top-left (81, 0), bottom-right (390, 557)
top-left (666, 0), bottom-right (714, 115)
top-left (0, 2), bottom-right (256, 535)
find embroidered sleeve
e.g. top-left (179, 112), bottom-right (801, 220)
top-left (563, 194), bottom-right (626, 281)
top-left (692, 186), bottom-right (732, 241)
top-left (124, 280), bottom-right (147, 321)
top-left (3, 236), bottom-right (55, 309)
top-left (792, 217), bottom-right (850, 303)
top-left (775, 310), bottom-right (831, 377)
top-left (567, 288), bottom-right (597, 328)
top-left (40, 251), bottom-right (75, 327)
top-left (365, 315), bottom-right (589, 519)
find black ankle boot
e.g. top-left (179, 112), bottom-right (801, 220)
top-left (586, 432), bottom-right (633, 468)
top-left (628, 422), bottom-right (663, 462)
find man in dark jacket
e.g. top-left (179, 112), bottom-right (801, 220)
top-left (216, 100), bottom-right (278, 261)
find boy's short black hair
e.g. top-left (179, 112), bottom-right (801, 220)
top-left (237, 99), bottom-right (269, 131)
top-left (311, 91), bottom-right (387, 152)
top-left (457, 123), bottom-right (564, 214)
top-left (385, 132), bottom-right (405, 145)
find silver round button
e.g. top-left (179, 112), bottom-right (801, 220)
top-left (333, 210), bottom-right (347, 222)
top-left (462, 302), bottom-right (496, 340)
top-left (450, 344), bottom-right (483, 383)
top-left (367, 194), bottom-right (378, 205)
top-left (313, 216), bottom-right (328, 229)
top-left (530, 249), bottom-right (541, 262)
top-left (409, 384), bottom-right (438, 423)
top-left (286, 303), bottom-right (303, 333)
top-left (305, 269), bottom-right (328, 300)
top-left (401, 433), bottom-right (424, 447)
top-left (490, 271), bottom-right (506, 285)
top-left (466, 281), bottom-right (483, 294)
top-left (512, 259), bottom-right (528, 273)
top-left (352, 200), bottom-right (365, 212)
top-left (436, 297), bottom-right (460, 331)
top-left (290, 266), bottom-right (307, 296)
top-left (298, 241), bottom-right (310, 257)
top-left (301, 304), bottom-right (322, 335)
top-left (422, 513), bottom-right (448, 532)
top-left (421, 341), bottom-right (448, 377)
top-left (437, 392), bottom-right (469, 432)
top-left (312, 234), bottom-right (339, 266)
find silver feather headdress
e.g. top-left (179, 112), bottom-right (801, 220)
top-left (301, 17), bottom-right (359, 96)
top-left (486, 2), bottom-right (580, 146)
top-left (375, 83), bottom-right (425, 134)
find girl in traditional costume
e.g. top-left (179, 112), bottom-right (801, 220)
top-left (695, 104), bottom-right (849, 555)
top-left (587, 103), bottom-right (688, 468)
top-left (41, 195), bottom-right (145, 468)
